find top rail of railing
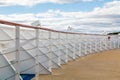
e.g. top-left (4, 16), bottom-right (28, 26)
top-left (0, 19), bottom-right (107, 36)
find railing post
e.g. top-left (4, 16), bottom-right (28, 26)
top-left (118, 35), bottom-right (120, 48)
top-left (86, 39), bottom-right (89, 54)
top-left (97, 39), bottom-right (100, 52)
top-left (109, 38), bottom-right (112, 50)
top-left (95, 39), bottom-right (98, 52)
top-left (81, 39), bottom-right (84, 56)
top-left (15, 26), bottom-right (20, 80)
top-left (90, 39), bottom-right (93, 53)
top-left (65, 33), bottom-right (68, 63)
top-left (93, 39), bottom-right (95, 52)
top-left (82, 39), bottom-right (85, 56)
top-left (91, 39), bottom-right (94, 53)
top-left (107, 38), bottom-right (110, 50)
top-left (89, 39), bottom-right (92, 54)
top-left (111, 39), bottom-right (114, 49)
top-left (98, 38), bottom-right (100, 52)
top-left (58, 33), bottom-right (61, 65)
top-left (110, 39), bottom-right (112, 50)
top-left (107, 38), bottom-right (109, 50)
top-left (100, 39), bottom-right (103, 51)
top-left (78, 35), bottom-right (81, 56)
top-left (35, 28), bottom-right (40, 80)
top-left (89, 39), bottom-right (91, 53)
top-left (48, 31), bottom-right (52, 72)
top-left (117, 35), bottom-right (119, 48)
top-left (114, 37), bottom-right (116, 49)
top-left (84, 40), bottom-right (87, 55)
top-left (113, 39), bottom-right (115, 49)
top-left (104, 38), bottom-right (107, 50)
top-left (73, 34), bottom-right (76, 60)
top-left (98, 39), bottom-right (101, 52)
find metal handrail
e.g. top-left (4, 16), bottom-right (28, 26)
top-left (0, 19), bottom-right (107, 36)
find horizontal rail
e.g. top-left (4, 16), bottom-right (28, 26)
top-left (0, 19), bottom-right (107, 36)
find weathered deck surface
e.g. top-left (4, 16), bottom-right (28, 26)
top-left (33, 49), bottom-right (120, 80)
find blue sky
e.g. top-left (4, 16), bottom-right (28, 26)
top-left (0, 0), bottom-right (120, 34)
top-left (0, 0), bottom-right (113, 14)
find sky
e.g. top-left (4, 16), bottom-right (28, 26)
top-left (0, 0), bottom-right (120, 34)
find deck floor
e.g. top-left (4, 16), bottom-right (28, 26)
top-left (33, 49), bottom-right (120, 80)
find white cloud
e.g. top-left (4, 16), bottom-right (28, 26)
top-left (0, 1), bottom-right (120, 34)
top-left (0, 0), bottom-right (100, 6)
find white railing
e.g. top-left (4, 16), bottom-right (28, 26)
top-left (0, 20), bottom-right (120, 80)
